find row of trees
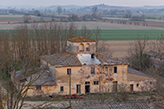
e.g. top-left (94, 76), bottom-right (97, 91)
top-left (0, 22), bottom-right (102, 61)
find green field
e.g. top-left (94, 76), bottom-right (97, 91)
top-left (1, 29), bottom-right (164, 40)
top-left (100, 30), bottom-right (164, 40)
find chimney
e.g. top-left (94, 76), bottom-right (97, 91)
top-left (91, 53), bottom-right (95, 59)
top-left (72, 35), bottom-right (75, 38)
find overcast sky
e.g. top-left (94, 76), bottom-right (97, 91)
top-left (1, 0), bottom-right (164, 6)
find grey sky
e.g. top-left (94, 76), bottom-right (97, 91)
top-left (1, 0), bottom-right (164, 6)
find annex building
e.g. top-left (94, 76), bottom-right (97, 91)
top-left (15, 36), bottom-right (156, 96)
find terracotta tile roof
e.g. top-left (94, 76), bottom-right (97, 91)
top-left (96, 53), bottom-right (127, 65)
top-left (67, 36), bottom-right (96, 42)
top-left (41, 52), bottom-right (82, 66)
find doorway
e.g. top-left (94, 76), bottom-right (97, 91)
top-left (76, 84), bottom-right (81, 94)
top-left (113, 81), bottom-right (117, 92)
top-left (85, 85), bottom-right (90, 93)
top-left (130, 84), bottom-right (133, 92)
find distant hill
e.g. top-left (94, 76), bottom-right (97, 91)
top-left (45, 5), bottom-right (83, 10)
top-left (82, 4), bottom-right (132, 11)
top-left (42, 4), bottom-right (164, 11)
top-left (2, 4), bottom-right (164, 12)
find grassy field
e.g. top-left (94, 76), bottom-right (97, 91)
top-left (100, 30), bottom-right (164, 40)
top-left (1, 29), bottom-right (164, 40)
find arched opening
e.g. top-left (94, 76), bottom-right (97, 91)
top-left (86, 43), bottom-right (90, 51)
top-left (79, 43), bottom-right (84, 52)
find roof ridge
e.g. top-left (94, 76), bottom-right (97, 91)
top-left (67, 36), bottom-right (96, 42)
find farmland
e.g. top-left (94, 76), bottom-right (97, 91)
top-left (0, 21), bottom-right (163, 58)
top-left (0, 15), bottom-right (52, 22)
top-left (100, 40), bottom-right (155, 58)
top-left (1, 29), bottom-right (164, 40)
top-left (1, 21), bottom-right (164, 30)
top-left (100, 30), bottom-right (164, 40)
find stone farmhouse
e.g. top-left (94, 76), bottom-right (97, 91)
top-left (14, 36), bottom-right (156, 96)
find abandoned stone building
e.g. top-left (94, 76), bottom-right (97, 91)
top-left (146, 50), bottom-right (164, 67)
top-left (14, 36), bottom-right (156, 96)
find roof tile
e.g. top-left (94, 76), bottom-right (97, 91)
top-left (41, 52), bottom-right (82, 66)
top-left (67, 36), bottom-right (96, 42)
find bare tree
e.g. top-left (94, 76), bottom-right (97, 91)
top-left (23, 13), bottom-right (31, 23)
top-left (127, 35), bottom-right (151, 71)
top-left (63, 8), bottom-right (66, 14)
top-left (79, 25), bottom-right (93, 38)
top-left (102, 10), bottom-right (109, 16)
top-left (91, 7), bottom-right (98, 18)
top-left (0, 30), bottom-right (49, 109)
top-left (57, 6), bottom-right (62, 15)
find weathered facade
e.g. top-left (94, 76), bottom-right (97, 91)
top-left (22, 36), bottom-right (156, 96)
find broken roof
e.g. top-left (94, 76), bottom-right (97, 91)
top-left (77, 54), bottom-right (101, 65)
top-left (96, 53), bottom-right (127, 65)
top-left (67, 36), bottom-right (96, 42)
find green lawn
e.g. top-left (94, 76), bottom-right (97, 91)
top-left (1, 29), bottom-right (164, 40)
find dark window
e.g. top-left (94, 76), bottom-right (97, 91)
top-left (114, 67), bottom-right (117, 73)
top-left (91, 68), bottom-right (95, 74)
top-left (150, 82), bottom-right (152, 85)
top-left (67, 69), bottom-right (71, 75)
top-left (36, 85), bottom-right (41, 90)
top-left (136, 84), bottom-right (139, 87)
top-left (60, 86), bottom-right (64, 91)
top-left (130, 84), bottom-right (133, 92)
top-left (94, 81), bottom-right (99, 85)
top-left (86, 47), bottom-right (90, 51)
top-left (85, 81), bottom-right (90, 84)
top-left (91, 54), bottom-right (95, 59)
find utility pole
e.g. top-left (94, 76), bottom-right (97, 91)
top-left (99, 64), bottom-right (103, 92)
top-left (69, 69), bottom-right (71, 108)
